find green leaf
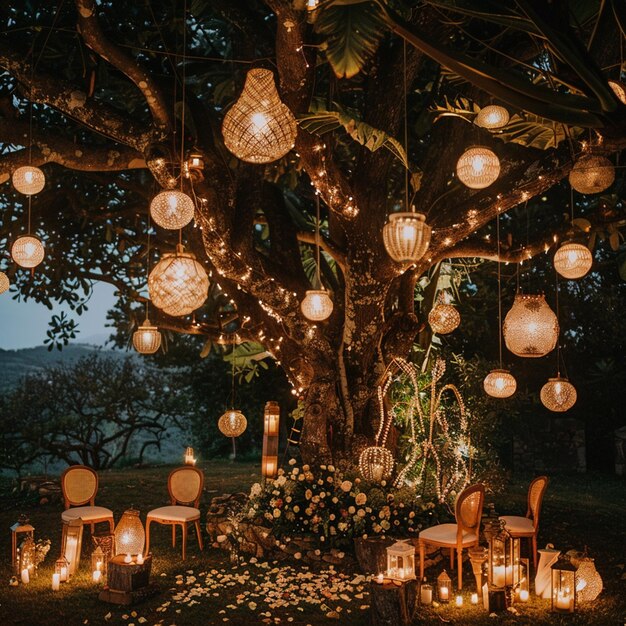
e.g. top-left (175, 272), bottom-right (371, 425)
top-left (495, 113), bottom-right (575, 150)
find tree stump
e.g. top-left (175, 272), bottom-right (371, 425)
top-left (354, 536), bottom-right (394, 574)
top-left (99, 555), bottom-right (154, 605)
top-left (369, 579), bottom-right (418, 626)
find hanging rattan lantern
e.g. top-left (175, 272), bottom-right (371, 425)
top-left (383, 212), bottom-right (431, 262)
top-left (150, 190), bottom-right (195, 230)
top-left (456, 146), bottom-right (500, 189)
top-left (300, 289), bottom-right (333, 321)
top-left (218, 409), bottom-right (248, 437)
top-left (222, 68), bottom-right (297, 164)
top-left (132, 318), bottom-right (162, 354)
top-left (114, 508), bottom-right (145, 556)
top-left (483, 369), bottom-right (517, 399)
top-left (0, 271), bottom-right (9, 294)
top-left (569, 155), bottom-right (614, 194)
top-left (475, 105), bottom-right (509, 129)
top-left (554, 242), bottom-right (593, 279)
top-left (608, 80), bottom-right (626, 105)
top-left (11, 235), bottom-right (44, 269)
top-left (540, 377), bottom-right (577, 412)
top-left (428, 293), bottom-right (460, 334)
top-left (148, 244), bottom-right (209, 317)
top-left (503, 294), bottom-right (559, 358)
top-left (12, 165), bottom-right (45, 196)
top-left (358, 446), bottom-right (394, 483)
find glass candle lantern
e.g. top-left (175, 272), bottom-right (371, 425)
top-left (485, 517), bottom-right (521, 589)
top-left (437, 569), bottom-right (452, 602)
top-left (55, 555), bottom-right (70, 583)
top-left (386, 540), bottom-right (416, 582)
top-left (262, 401), bottom-right (280, 479)
top-left (551, 558), bottom-right (577, 613)
top-left (11, 515), bottom-right (34, 575)
top-left (184, 447), bottom-right (196, 466)
top-left (91, 546), bottom-right (105, 575)
top-left (61, 518), bottom-right (84, 576)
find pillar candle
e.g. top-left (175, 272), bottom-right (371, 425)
top-left (420, 584), bottom-right (433, 605)
top-left (60, 566), bottom-right (68, 582)
top-left (455, 595), bottom-right (463, 607)
top-left (136, 554), bottom-right (144, 565)
top-left (124, 553), bottom-right (132, 564)
top-left (471, 592), bottom-right (478, 605)
top-left (92, 570), bottom-right (102, 583)
top-left (51, 573), bottom-right (60, 591)
top-left (520, 589), bottom-right (529, 602)
top-left (21, 568), bottom-right (30, 584)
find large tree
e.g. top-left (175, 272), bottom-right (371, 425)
top-left (1, 1), bottom-right (626, 464)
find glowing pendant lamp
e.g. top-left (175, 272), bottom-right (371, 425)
top-left (456, 146), bottom-right (500, 189)
top-left (150, 190), bottom-right (195, 230)
top-left (475, 105), bottom-right (509, 130)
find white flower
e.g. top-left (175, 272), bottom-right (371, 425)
top-left (288, 458), bottom-right (297, 465)
top-left (305, 489), bottom-right (313, 500)
top-left (332, 497), bottom-right (338, 504)
top-left (320, 465), bottom-right (327, 470)
top-left (275, 475), bottom-right (287, 487)
top-left (328, 465), bottom-right (335, 472)
top-left (357, 509), bottom-right (366, 517)
top-left (340, 481), bottom-right (352, 492)
top-left (273, 508), bottom-right (281, 518)
top-left (355, 493), bottom-right (367, 506)
top-left (293, 505), bottom-right (300, 513)
top-left (348, 506), bottom-right (356, 514)
top-left (250, 483), bottom-right (262, 497)
top-left (302, 464), bottom-right (310, 472)
top-left (217, 535), bottom-right (227, 543)
top-left (292, 468), bottom-right (299, 475)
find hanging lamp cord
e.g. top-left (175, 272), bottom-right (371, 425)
top-left (496, 211), bottom-right (503, 369)
top-left (403, 39), bottom-right (411, 213)
top-left (555, 269), bottom-right (561, 377)
top-left (315, 191), bottom-right (321, 288)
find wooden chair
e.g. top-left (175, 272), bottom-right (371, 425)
top-left (145, 466), bottom-right (204, 560)
top-left (60, 465), bottom-right (114, 533)
top-left (418, 483), bottom-right (485, 590)
top-left (500, 475), bottom-right (549, 570)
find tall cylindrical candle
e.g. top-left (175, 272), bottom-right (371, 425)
top-left (51, 573), bottom-right (60, 591)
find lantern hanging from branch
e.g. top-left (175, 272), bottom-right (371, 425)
top-left (12, 165), bottom-right (45, 196)
top-left (386, 540), bottom-right (415, 582)
top-left (569, 155), bottom-right (615, 194)
top-left (553, 242), bottom-right (593, 279)
top-left (551, 557), bottom-right (577, 613)
top-left (540, 377), bottom-right (577, 412)
top-left (0, 271), bottom-right (9, 294)
top-left (12, 235), bottom-right (44, 269)
top-left (132, 317), bottom-right (162, 354)
top-left (483, 369), bottom-right (517, 399)
top-left (301, 289), bottom-right (333, 321)
top-left (262, 401), bottom-right (280, 479)
top-left (150, 190), bottom-right (195, 230)
top-left (503, 294), bottom-right (559, 358)
top-left (428, 292), bottom-right (461, 334)
top-left (218, 409), bottom-right (247, 438)
top-left (456, 146), bottom-right (500, 189)
top-left (114, 508), bottom-right (145, 557)
top-left (382, 211), bottom-right (431, 263)
top-left (222, 68), bottom-right (297, 164)
top-left (475, 105), bottom-right (509, 129)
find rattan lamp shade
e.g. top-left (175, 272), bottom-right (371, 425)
top-left (569, 155), bottom-right (614, 194)
top-left (301, 289), bottom-right (333, 321)
top-left (148, 244), bottom-right (209, 317)
top-left (12, 166), bottom-right (45, 195)
top-left (574, 557), bottom-right (603, 603)
top-left (483, 369), bottom-right (517, 398)
top-left (608, 80), bottom-right (626, 104)
top-left (456, 146), bottom-right (500, 189)
top-left (503, 294), bottom-right (559, 358)
top-left (383, 212), bottom-right (431, 262)
top-left (540, 377), bottom-right (577, 412)
top-left (428, 295), bottom-right (460, 334)
top-left (222, 68), bottom-right (297, 164)
top-left (554, 242), bottom-right (593, 279)
top-left (475, 105), bottom-right (509, 129)
top-left (11, 235), bottom-right (44, 269)
top-left (150, 190), bottom-right (195, 230)
top-left (132, 318), bottom-right (162, 354)
top-left (358, 446), bottom-right (394, 483)
top-left (114, 508), bottom-right (145, 556)
top-left (0, 271), bottom-right (9, 294)
top-left (218, 409), bottom-right (247, 437)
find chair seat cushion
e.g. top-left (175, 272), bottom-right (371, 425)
top-left (62, 506), bottom-right (113, 522)
top-left (500, 515), bottom-right (534, 535)
top-left (419, 523), bottom-right (477, 546)
top-left (147, 506), bottom-right (200, 522)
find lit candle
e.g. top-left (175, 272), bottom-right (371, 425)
top-left (21, 568), bottom-right (30, 584)
top-left (375, 573), bottom-right (384, 584)
top-left (556, 590), bottom-right (573, 611)
top-left (482, 583), bottom-right (489, 610)
top-left (520, 589), bottom-right (529, 602)
top-left (60, 565), bottom-right (68, 582)
top-left (136, 554), bottom-right (144, 565)
top-left (492, 565), bottom-right (505, 587)
top-left (420, 584), bottom-right (433, 605)
top-left (372, 464), bottom-right (384, 483)
top-left (96, 560), bottom-right (103, 572)
top-left (455, 595), bottom-right (463, 607)
top-left (92, 570), bottom-right (102, 583)
top-left (124, 553), bottom-right (132, 564)
top-left (471, 592), bottom-right (478, 605)
top-left (51, 573), bottom-right (60, 591)
top-left (440, 586), bottom-right (449, 601)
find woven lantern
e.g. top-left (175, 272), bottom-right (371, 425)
top-left (150, 190), bottom-right (195, 230)
top-left (573, 556), bottom-right (603, 603)
top-left (383, 212), bottom-right (431, 263)
top-left (301, 289), bottom-right (333, 321)
top-left (114, 508), bottom-right (145, 556)
top-left (475, 105), bottom-right (509, 129)
top-left (483, 369), bottom-right (517, 399)
top-left (218, 409), bottom-right (247, 437)
top-left (222, 68), bottom-right (297, 164)
top-left (358, 446), bottom-right (394, 483)
top-left (12, 165), bottom-right (45, 195)
top-left (428, 293), bottom-right (460, 334)
top-left (503, 294), bottom-right (559, 358)
top-left (540, 377), bottom-right (577, 412)
top-left (148, 244), bottom-right (209, 317)
top-left (608, 80), bottom-right (626, 104)
top-left (456, 146), bottom-right (500, 189)
top-left (132, 318), bottom-right (162, 354)
top-left (554, 242), bottom-right (592, 279)
top-left (569, 155), bottom-right (614, 194)
top-left (0, 271), bottom-right (9, 294)
top-left (11, 235), bottom-right (44, 269)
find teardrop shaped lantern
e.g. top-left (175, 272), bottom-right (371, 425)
top-left (383, 212), bottom-right (431, 263)
top-left (503, 294), bottom-right (559, 358)
top-left (218, 409), bottom-right (248, 437)
top-left (608, 80), bottom-right (626, 105)
top-left (0, 271), bottom-right (9, 294)
top-left (428, 293), bottom-right (460, 334)
top-left (456, 146), bottom-right (500, 189)
top-left (148, 244), bottom-right (209, 317)
top-left (301, 289), bottom-right (333, 322)
top-left (150, 190), bottom-right (195, 230)
top-left (114, 508), bottom-right (145, 556)
top-left (572, 556), bottom-right (603, 603)
top-left (569, 155), bottom-right (614, 194)
top-left (483, 369), bottom-right (517, 399)
top-left (475, 105), bottom-right (509, 129)
top-left (222, 68), bottom-right (297, 164)
top-left (11, 235), bottom-right (44, 269)
top-left (132, 318), bottom-right (162, 354)
top-left (12, 166), bottom-right (45, 196)
top-left (540, 377), bottom-right (577, 412)
top-left (359, 446), bottom-right (394, 483)
top-left (554, 242), bottom-right (593, 279)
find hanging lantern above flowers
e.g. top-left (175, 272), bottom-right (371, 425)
top-left (540, 377), bottom-right (577, 412)
top-left (12, 165), bottom-right (45, 196)
top-left (382, 211), bottom-right (431, 263)
top-left (0, 271), bottom-right (9, 294)
top-left (554, 242), bottom-right (593, 279)
top-left (11, 235), bottom-right (44, 269)
top-left (300, 289), bottom-right (333, 321)
top-left (483, 369), bottom-right (517, 399)
top-left (132, 318), bottom-right (162, 354)
top-left (428, 292), bottom-right (460, 334)
top-left (359, 446), bottom-right (394, 483)
top-left (503, 294), bottom-right (559, 358)
top-left (150, 190), bottom-right (195, 230)
top-left (222, 68), bottom-right (297, 164)
top-left (456, 146), bottom-right (500, 189)
top-left (474, 105), bottom-right (509, 130)
top-left (218, 409), bottom-right (247, 437)
top-left (569, 154), bottom-right (615, 194)
top-left (608, 80), bottom-right (626, 105)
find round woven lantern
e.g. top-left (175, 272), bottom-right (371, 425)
top-left (12, 165), bottom-right (45, 195)
top-left (475, 105), bottom-right (509, 129)
top-left (359, 446), bottom-right (394, 483)
top-left (608, 80), bottom-right (626, 105)
top-left (132, 318), bottom-right (162, 354)
top-left (148, 244), bottom-right (209, 317)
top-left (383, 212), bottom-right (431, 263)
top-left (428, 295), bottom-right (460, 334)
top-left (573, 557), bottom-right (603, 603)
top-left (503, 294), bottom-right (559, 358)
top-left (569, 155), bottom-right (615, 194)
top-left (11, 235), bottom-right (44, 269)
top-left (222, 68), bottom-right (297, 164)
top-left (150, 190), bottom-right (195, 230)
top-left (0, 271), bottom-right (9, 295)
top-left (456, 146), bottom-right (500, 189)
top-left (540, 377), bottom-right (577, 412)
top-left (300, 289), bottom-right (333, 321)
top-left (114, 508), bottom-right (145, 556)
top-left (483, 369), bottom-right (517, 399)
top-left (218, 409), bottom-right (247, 437)
top-left (554, 242), bottom-right (593, 279)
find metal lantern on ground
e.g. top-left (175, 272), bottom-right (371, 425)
top-left (12, 165), bottom-right (45, 195)
top-left (475, 105), bottom-right (509, 129)
top-left (551, 557), bottom-right (577, 613)
top-left (503, 294), bottom-right (559, 358)
top-left (382, 212), bottom-right (431, 263)
top-left (359, 446), bottom-right (394, 483)
top-left (222, 68), bottom-right (297, 164)
top-left (262, 401), bottom-right (280, 479)
top-left (437, 569), bottom-right (451, 602)
top-left (54, 555), bottom-right (70, 583)
top-left (114, 508), bottom-right (145, 557)
top-left (540, 377), bottom-right (577, 412)
top-left (133, 318), bottom-right (162, 354)
top-left (218, 409), bottom-right (247, 437)
top-left (569, 155), bottom-right (614, 194)
top-left (609, 80), bottom-right (626, 104)
top-left (0, 271), bottom-right (9, 294)
top-left (485, 518), bottom-right (522, 590)
top-left (92, 546), bottom-right (105, 575)
top-left (483, 369), bottom-right (517, 399)
top-left (572, 556), bottom-right (603, 603)
top-left (428, 292), bottom-right (460, 334)
top-left (456, 146), bottom-right (500, 189)
top-left (11, 235), bottom-right (44, 269)
top-left (148, 244), bottom-right (209, 317)
top-left (554, 242), bottom-right (593, 279)
top-left (386, 540), bottom-right (415, 582)
top-left (150, 190), bottom-right (195, 230)
top-left (10, 515), bottom-right (34, 575)
top-left (301, 289), bottom-right (333, 321)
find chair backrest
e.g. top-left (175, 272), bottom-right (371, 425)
top-left (61, 465), bottom-right (98, 509)
top-left (168, 466), bottom-right (204, 507)
top-left (455, 483), bottom-right (485, 536)
top-left (526, 475), bottom-right (549, 529)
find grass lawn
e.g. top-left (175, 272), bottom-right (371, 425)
top-left (0, 461), bottom-right (624, 626)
